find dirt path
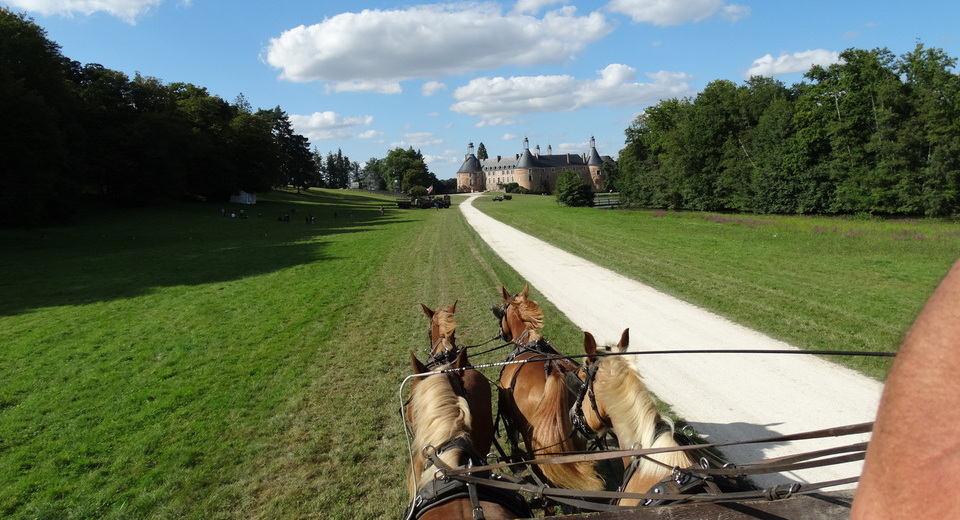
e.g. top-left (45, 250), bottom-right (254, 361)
top-left (459, 194), bottom-right (883, 490)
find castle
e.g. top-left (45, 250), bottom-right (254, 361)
top-left (456, 137), bottom-right (612, 193)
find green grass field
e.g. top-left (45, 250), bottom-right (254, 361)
top-left (1, 189), bottom-right (957, 519)
top-left (477, 193), bottom-right (960, 378)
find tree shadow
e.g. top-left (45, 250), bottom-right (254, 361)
top-left (0, 192), bottom-right (408, 316)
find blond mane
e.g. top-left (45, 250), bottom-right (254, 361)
top-left (593, 355), bottom-right (694, 478)
top-left (407, 370), bottom-right (473, 496)
top-left (432, 310), bottom-right (457, 341)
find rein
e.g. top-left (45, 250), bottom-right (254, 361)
top-left (435, 422), bottom-right (872, 511)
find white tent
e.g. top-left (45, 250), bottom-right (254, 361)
top-left (229, 191), bottom-right (257, 204)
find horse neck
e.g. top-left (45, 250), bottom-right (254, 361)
top-left (594, 357), bottom-right (667, 451)
top-left (410, 446), bottom-right (467, 496)
top-left (407, 374), bottom-right (473, 495)
top-left (514, 326), bottom-right (541, 344)
top-left (594, 357), bottom-right (695, 480)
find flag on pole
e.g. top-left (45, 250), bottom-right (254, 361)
top-left (426, 184), bottom-right (434, 194)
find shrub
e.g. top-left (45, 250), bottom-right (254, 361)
top-left (555, 170), bottom-right (593, 206)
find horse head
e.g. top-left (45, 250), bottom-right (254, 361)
top-left (577, 328), bottom-right (629, 437)
top-left (493, 285), bottom-right (543, 345)
top-left (577, 329), bottom-right (698, 504)
top-left (421, 301), bottom-right (457, 360)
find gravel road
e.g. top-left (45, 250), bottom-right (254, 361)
top-left (459, 194), bottom-right (884, 490)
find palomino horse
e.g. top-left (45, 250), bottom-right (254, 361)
top-left (404, 352), bottom-right (530, 520)
top-left (420, 301), bottom-right (494, 458)
top-left (493, 285), bottom-right (604, 492)
top-left (577, 329), bottom-right (696, 506)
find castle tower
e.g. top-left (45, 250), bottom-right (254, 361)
top-left (586, 135), bottom-right (604, 191)
top-left (456, 142), bottom-right (483, 193)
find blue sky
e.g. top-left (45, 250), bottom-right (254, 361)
top-left (4, 0), bottom-right (958, 177)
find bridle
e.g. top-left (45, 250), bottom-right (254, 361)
top-left (571, 359), bottom-right (613, 442)
top-left (491, 299), bottom-right (534, 347)
top-left (425, 322), bottom-right (458, 368)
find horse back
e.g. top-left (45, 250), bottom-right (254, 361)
top-left (418, 500), bottom-right (522, 520)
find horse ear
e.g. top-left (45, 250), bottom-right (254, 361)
top-left (583, 331), bottom-right (598, 362)
top-left (500, 285), bottom-right (511, 301)
top-left (420, 304), bottom-right (434, 320)
top-left (446, 300), bottom-right (457, 314)
top-left (617, 328), bottom-right (630, 353)
top-left (410, 351), bottom-right (428, 374)
top-left (520, 284), bottom-right (530, 298)
top-left (453, 347), bottom-right (469, 369)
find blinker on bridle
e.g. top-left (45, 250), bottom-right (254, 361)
top-left (571, 360), bottom-right (612, 440)
top-left (491, 301), bottom-right (511, 342)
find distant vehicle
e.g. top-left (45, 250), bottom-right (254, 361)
top-left (396, 195), bottom-right (451, 209)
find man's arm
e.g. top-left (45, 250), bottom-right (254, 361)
top-left (852, 259), bottom-right (960, 518)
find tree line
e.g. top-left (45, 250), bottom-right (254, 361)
top-left (615, 45), bottom-right (960, 216)
top-left (0, 9), bottom-right (439, 227)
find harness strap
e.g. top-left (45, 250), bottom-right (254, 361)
top-left (448, 421), bottom-right (874, 476)
top-left (467, 479), bottom-right (484, 520)
top-left (453, 470), bottom-right (851, 510)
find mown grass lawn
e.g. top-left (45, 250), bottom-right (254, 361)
top-left (0, 190), bottom-right (584, 519)
top-left (2, 188), bottom-right (957, 519)
top-left (476, 193), bottom-right (960, 379)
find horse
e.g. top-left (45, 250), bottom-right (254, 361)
top-left (420, 301), bottom-right (494, 458)
top-left (576, 328), bottom-right (697, 507)
top-left (404, 352), bottom-right (531, 520)
top-left (493, 285), bottom-right (604, 492)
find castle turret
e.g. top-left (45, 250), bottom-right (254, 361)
top-left (586, 136), bottom-right (604, 191)
top-left (456, 142), bottom-right (483, 193)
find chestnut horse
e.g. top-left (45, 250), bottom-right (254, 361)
top-left (577, 329), bottom-right (696, 506)
top-left (494, 285), bottom-right (603, 492)
top-left (421, 301), bottom-right (494, 458)
top-left (404, 352), bottom-right (530, 520)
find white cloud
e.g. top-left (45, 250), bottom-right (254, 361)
top-left (326, 80), bottom-right (402, 94)
top-left (745, 49), bottom-right (842, 78)
top-left (719, 4), bottom-right (750, 22)
top-left (477, 117), bottom-right (523, 127)
top-left (501, 133), bottom-right (524, 141)
top-left (554, 140), bottom-right (590, 153)
top-left (357, 129), bottom-right (385, 139)
top-left (606, 0), bottom-right (748, 26)
top-left (451, 64), bottom-right (694, 125)
top-left (288, 111), bottom-right (376, 142)
top-left (264, 3), bottom-right (612, 92)
top-left (391, 132), bottom-right (445, 149)
top-left (4, 0), bottom-right (163, 23)
top-left (422, 81), bottom-right (447, 97)
top-left (512, 0), bottom-right (567, 15)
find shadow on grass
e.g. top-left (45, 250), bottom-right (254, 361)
top-left (0, 190), bottom-right (417, 316)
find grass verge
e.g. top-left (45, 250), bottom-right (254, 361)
top-left (475, 193), bottom-right (960, 379)
top-left (0, 190), bottom-right (584, 519)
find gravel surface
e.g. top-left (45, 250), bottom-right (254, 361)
top-left (459, 194), bottom-right (883, 490)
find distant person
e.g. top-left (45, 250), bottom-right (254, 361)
top-left (852, 259), bottom-right (960, 519)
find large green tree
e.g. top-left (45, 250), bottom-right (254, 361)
top-left (0, 9), bottom-right (79, 225)
top-left (257, 106), bottom-right (315, 192)
top-left (381, 147), bottom-right (435, 193)
top-left (476, 142), bottom-right (489, 160)
top-left (555, 169), bottom-right (593, 206)
top-left (617, 43), bottom-right (960, 217)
